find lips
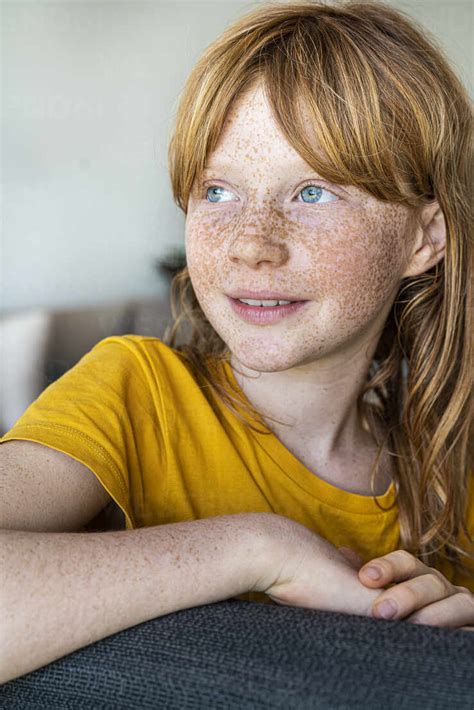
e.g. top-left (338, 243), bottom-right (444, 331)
top-left (226, 290), bottom-right (307, 302)
top-left (227, 295), bottom-right (310, 324)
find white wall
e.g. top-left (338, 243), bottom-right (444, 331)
top-left (1, 0), bottom-right (472, 313)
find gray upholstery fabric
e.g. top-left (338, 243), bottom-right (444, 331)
top-left (1, 600), bottom-right (473, 709)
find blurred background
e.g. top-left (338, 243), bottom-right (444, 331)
top-left (1, 0), bottom-right (473, 435)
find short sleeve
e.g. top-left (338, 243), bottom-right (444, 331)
top-left (0, 336), bottom-right (167, 530)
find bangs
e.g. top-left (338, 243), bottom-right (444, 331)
top-left (259, 17), bottom-right (428, 203)
top-left (168, 2), bottom-right (467, 213)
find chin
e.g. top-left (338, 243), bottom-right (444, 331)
top-left (229, 339), bottom-right (312, 374)
top-left (204, 312), bottom-right (326, 372)
top-left (235, 357), bottom-right (288, 374)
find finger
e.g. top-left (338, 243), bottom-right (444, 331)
top-left (372, 572), bottom-right (462, 621)
top-left (359, 549), bottom-right (435, 587)
top-left (404, 589), bottom-right (474, 628)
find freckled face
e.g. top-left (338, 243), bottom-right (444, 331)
top-left (185, 84), bottom-right (415, 372)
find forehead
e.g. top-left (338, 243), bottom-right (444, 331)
top-left (205, 83), bottom-right (312, 173)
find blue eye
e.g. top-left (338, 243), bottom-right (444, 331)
top-left (298, 185), bottom-right (338, 204)
top-left (204, 183), bottom-right (339, 204)
top-left (206, 186), bottom-right (234, 203)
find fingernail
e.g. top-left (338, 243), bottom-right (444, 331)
top-left (364, 566), bottom-right (381, 580)
top-left (375, 600), bottom-right (398, 619)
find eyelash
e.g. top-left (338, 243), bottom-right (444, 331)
top-left (201, 180), bottom-right (339, 204)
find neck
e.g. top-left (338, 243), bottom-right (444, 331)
top-left (229, 343), bottom-right (382, 461)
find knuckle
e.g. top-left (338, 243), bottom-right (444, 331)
top-left (394, 549), bottom-right (417, 572)
top-left (427, 570), bottom-right (450, 595)
top-left (403, 584), bottom-right (425, 607)
top-left (403, 573), bottom-right (446, 606)
top-left (397, 549), bottom-right (416, 564)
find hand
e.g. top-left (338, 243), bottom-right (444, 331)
top-left (354, 548), bottom-right (474, 631)
top-left (252, 515), bottom-right (383, 618)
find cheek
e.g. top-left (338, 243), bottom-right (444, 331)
top-left (316, 210), bottom-right (406, 289)
top-left (185, 211), bottom-right (226, 252)
top-left (185, 215), bottom-right (225, 298)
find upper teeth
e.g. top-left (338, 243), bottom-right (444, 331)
top-left (238, 298), bottom-right (293, 306)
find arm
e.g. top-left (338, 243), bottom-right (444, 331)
top-left (0, 512), bottom-right (270, 684)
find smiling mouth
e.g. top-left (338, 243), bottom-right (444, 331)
top-left (226, 291), bottom-right (308, 304)
top-left (234, 297), bottom-right (299, 307)
top-left (227, 296), bottom-right (310, 323)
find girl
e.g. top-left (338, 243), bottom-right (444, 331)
top-left (1, 0), bottom-right (473, 683)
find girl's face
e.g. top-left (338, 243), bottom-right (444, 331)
top-left (185, 83), bottom-right (415, 373)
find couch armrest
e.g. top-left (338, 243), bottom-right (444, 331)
top-left (1, 600), bottom-right (473, 707)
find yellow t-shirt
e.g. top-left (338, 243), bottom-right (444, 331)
top-left (1, 334), bottom-right (473, 602)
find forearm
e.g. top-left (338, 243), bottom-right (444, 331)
top-left (0, 513), bottom-right (271, 684)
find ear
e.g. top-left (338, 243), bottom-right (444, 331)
top-left (402, 201), bottom-right (446, 278)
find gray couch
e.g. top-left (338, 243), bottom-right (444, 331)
top-left (1, 599), bottom-right (473, 708)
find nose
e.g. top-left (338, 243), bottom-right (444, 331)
top-left (227, 224), bottom-right (289, 269)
